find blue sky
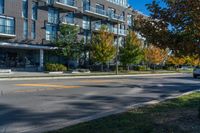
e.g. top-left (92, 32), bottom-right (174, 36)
top-left (129, 0), bottom-right (164, 15)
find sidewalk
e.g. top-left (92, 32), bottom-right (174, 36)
top-left (0, 71), bottom-right (184, 81)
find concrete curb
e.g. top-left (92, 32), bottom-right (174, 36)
top-left (19, 89), bottom-right (200, 133)
top-left (0, 73), bottom-right (184, 81)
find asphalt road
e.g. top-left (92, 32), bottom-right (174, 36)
top-left (0, 74), bottom-right (199, 133)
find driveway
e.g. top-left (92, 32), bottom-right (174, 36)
top-left (0, 74), bottom-right (199, 133)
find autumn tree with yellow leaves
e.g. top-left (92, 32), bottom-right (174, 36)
top-left (91, 26), bottom-right (116, 71)
top-left (167, 56), bottom-right (186, 69)
top-left (144, 45), bottom-right (168, 70)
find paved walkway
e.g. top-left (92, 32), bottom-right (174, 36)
top-left (0, 71), bottom-right (180, 80)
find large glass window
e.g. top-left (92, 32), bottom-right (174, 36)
top-left (0, 0), bottom-right (4, 14)
top-left (48, 8), bottom-right (59, 24)
top-left (46, 23), bottom-right (57, 41)
top-left (0, 16), bottom-right (15, 34)
top-left (22, 0), bottom-right (28, 18)
top-left (32, 2), bottom-right (37, 20)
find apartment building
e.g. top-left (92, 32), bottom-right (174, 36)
top-left (0, 0), bottom-right (134, 71)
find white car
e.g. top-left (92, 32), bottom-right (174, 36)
top-left (193, 66), bottom-right (200, 78)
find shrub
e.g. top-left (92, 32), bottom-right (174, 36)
top-left (133, 65), bottom-right (146, 71)
top-left (45, 63), bottom-right (67, 72)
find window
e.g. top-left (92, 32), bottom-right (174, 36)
top-left (64, 12), bottom-right (74, 24)
top-left (23, 19), bottom-right (28, 39)
top-left (22, 0), bottom-right (28, 18)
top-left (48, 8), bottom-right (59, 24)
top-left (127, 14), bottom-right (132, 26)
top-left (0, 16), bottom-right (15, 34)
top-left (96, 4), bottom-right (104, 15)
top-left (32, 2), bottom-right (37, 20)
top-left (82, 16), bottom-right (90, 30)
top-left (46, 23), bottom-right (57, 41)
top-left (83, 0), bottom-right (90, 10)
top-left (31, 21), bottom-right (36, 39)
top-left (0, 0), bottom-right (4, 14)
top-left (108, 7), bottom-right (115, 18)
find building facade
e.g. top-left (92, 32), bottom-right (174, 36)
top-left (0, 0), bottom-right (134, 71)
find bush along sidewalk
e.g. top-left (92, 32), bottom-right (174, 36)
top-left (45, 63), bottom-right (67, 72)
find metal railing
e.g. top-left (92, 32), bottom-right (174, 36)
top-left (108, 13), bottom-right (125, 21)
top-left (47, 0), bottom-right (76, 7)
top-left (84, 5), bottom-right (108, 17)
top-left (93, 23), bottom-right (127, 36)
top-left (55, 0), bottom-right (76, 7)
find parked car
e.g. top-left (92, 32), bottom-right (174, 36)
top-left (193, 66), bottom-right (200, 78)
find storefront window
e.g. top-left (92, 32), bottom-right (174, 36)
top-left (0, 48), bottom-right (40, 69)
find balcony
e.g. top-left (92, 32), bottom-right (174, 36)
top-left (108, 13), bottom-right (125, 23)
top-left (0, 15), bottom-right (15, 38)
top-left (93, 23), bottom-right (127, 36)
top-left (111, 28), bottom-right (127, 36)
top-left (83, 6), bottom-right (108, 19)
top-left (48, 0), bottom-right (78, 12)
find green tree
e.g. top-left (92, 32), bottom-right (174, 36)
top-left (54, 24), bottom-right (83, 67)
top-left (119, 31), bottom-right (144, 71)
top-left (134, 0), bottom-right (200, 56)
top-left (91, 26), bottom-right (116, 71)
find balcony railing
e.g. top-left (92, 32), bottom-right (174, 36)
top-left (84, 5), bottom-right (108, 18)
top-left (108, 12), bottom-right (125, 22)
top-left (112, 28), bottom-right (127, 36)
top-left (93, 23), bottom-right (127, 36)
top-left (55, 0), bottom-right (76, 7)
top-left (46, 0), bottom-right (77, 11)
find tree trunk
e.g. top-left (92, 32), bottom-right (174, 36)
top-left (127, 65), bottom-right (130, 71)
top-left (101, 64), bottom-right (104, 72)
top-left (153, 64), bottom-right (156, 71)
top-left (107, 63), bottom-right (110, 72)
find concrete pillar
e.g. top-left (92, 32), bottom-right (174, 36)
top-left (39, 49), bottom-right (44, 71)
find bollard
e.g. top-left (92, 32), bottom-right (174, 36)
top-left (1, 90), bottom-right (3, 96)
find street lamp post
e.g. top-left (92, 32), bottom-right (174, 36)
top-left (115, 6), bottom-right (131, 75)
top-left (116, 20), bottom-right (120, 75)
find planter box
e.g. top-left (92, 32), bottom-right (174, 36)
top-left (48, 71), bottom-right (64, 74)
top-left (0, 69), bottom-right (12, 73)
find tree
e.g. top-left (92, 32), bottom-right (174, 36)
top-left (185, 55), bottom-right (200, 66)
top-left (167, 55), bottom-right (186, 69)
top-left (54, 24), bottom-right (83, 67)
top-left (144, 45), bottom-right (168, 70)
top-left (119, 31), bottom-right (144, 71)
top-left (134, 0), bottom-right (200, 56)
top-left (91, 26), bottom-right (116, 71)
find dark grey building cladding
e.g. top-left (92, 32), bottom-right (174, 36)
top-left (0, 0), bottom-right (134, 70)
top-left (3, 0), bottom-right (47, 44)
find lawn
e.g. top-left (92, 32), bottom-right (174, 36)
top-left (47, 92), bottom-right (200, 133)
